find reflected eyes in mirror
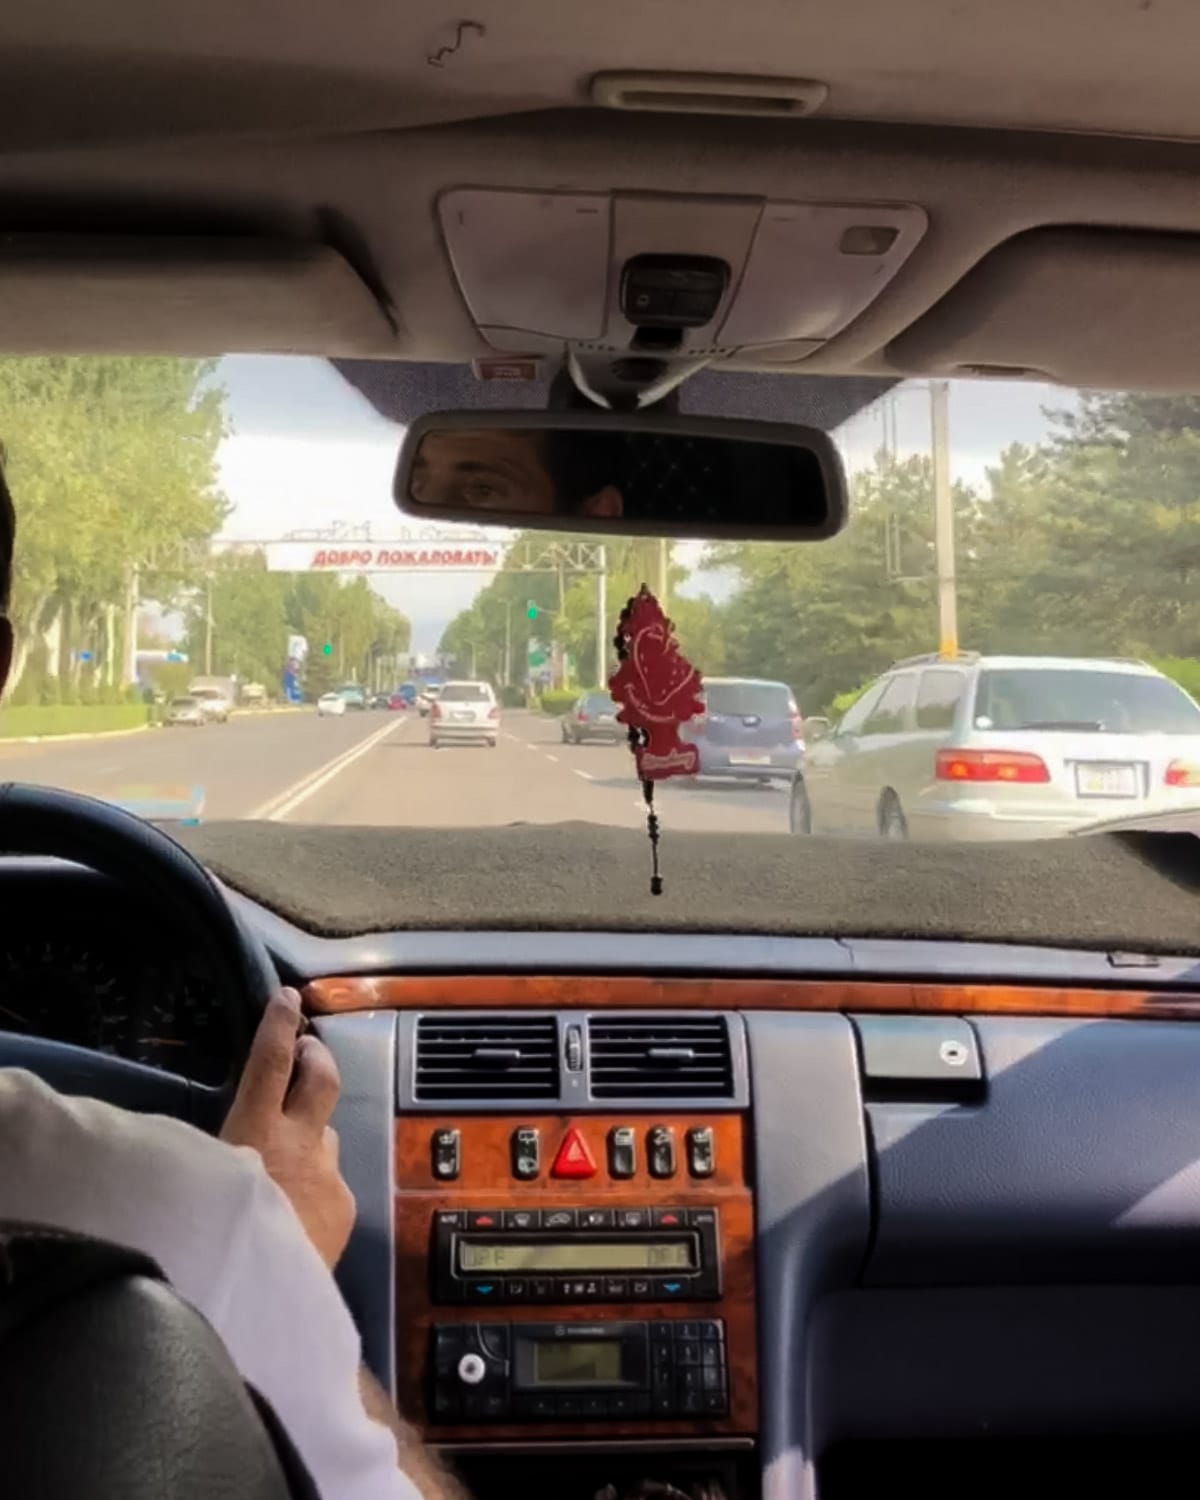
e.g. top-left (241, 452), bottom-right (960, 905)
top-left (408, 429), bottom-right (623, 519)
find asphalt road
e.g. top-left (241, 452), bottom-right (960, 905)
top-left (0, 708), bottom-right (792, 834)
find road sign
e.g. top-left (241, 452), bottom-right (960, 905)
top-left (527, 650), bottom-right (547, 668)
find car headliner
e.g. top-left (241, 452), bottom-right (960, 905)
top-left (0, 4), bottom-right (1195, 398)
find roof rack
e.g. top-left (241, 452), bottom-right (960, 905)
top-left (889, 651), bottom-right (981, 669)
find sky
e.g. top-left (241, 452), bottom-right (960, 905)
top-left (213, 356), bottom-right (1074, 654)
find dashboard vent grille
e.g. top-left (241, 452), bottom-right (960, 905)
top-left (588, 1016), bottom-right (734, 1099)
top-left (414, 1015), bottom-right (559, 1100)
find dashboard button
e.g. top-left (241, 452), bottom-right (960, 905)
top-left (688, 1207), bottom-right (718, 1229)
top-left (543, 1208), bottom-right (578, 1231)
top-left (679, 1391), bottom-right (703, 1415)
top-left (532, 1278), bottom-right (554, 1300)
top-left (607, 1126), bottom-right (637, 1179)
top-left (616, 1208), bottom-right (649, 1230)
top-left (630, 1278), bottom-right (652, 1298)
top-left (702, 1366), bottom-right (726, 1392)
top-left (464, 1282), bottom-right (500, 1302)
top-left (434, 1210), bottom-right (464, 1230)
top-left (702, 1390), bottom-right (728, 1415)
top-left (676, 1321), bottom-right (702, 1340)
top-left (504, 1279), bottom-right (528, 1300)
top-left (467, 1210), bottom-right (501, 1230)
top-left (581, 1208), bottom-right (613, 1229)
top-left (676, 1341), bottom-right (701, 1365)
top-left (529, 1395), bottom-right (556, 1419)
top-left (655, 1277), bottom-right (687, 1298)
top-left (582, 1396), bottom-right (607, 1418)
top-left (432, 1129), bottom-right (461, 1181)
top-left (482, 1394), bottom-right (507, 1419)
top-left (511, 1126), bottom-right (540, 1181)
top-left (603, 1278), bottom-right (628, 1299)
top-left (557, 1396), bottom-right (583, 1417)
top-left (686, 1125), bottom-right (715, 1178)
top-left (431, 1388), bottom-right (460, 1422)
top-left (699, 1320), bottom-right (724, 1341)
top-left (652, 1207), bottom-right (686, 1228)
top-left (652, 1392), bottom-right (676, 1417)
top-left (651, 1321), bottom-right (676, 1341)
top-left (504, 1209), bottom-right (539, 1231)
top-left (702, 1344), bottom-right (722, 1367)
top-left (647, 1125), bottom-right (676, 1179)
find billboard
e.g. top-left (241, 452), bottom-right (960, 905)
top-left (283, 633), bottom-right (308, 703)
top-left (262, 542), bottom-right (505, 573)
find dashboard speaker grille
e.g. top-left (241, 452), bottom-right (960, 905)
top-left (588, 1016), bottom-right (734, 1099)
top-left (414, 1015), bottom-right (559, 1100)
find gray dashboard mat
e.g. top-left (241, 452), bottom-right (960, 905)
top-left (173, 821), bottom-right (1200, 955)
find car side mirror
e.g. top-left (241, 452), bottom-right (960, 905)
top-left (805, 717), bottom-right (831, 742)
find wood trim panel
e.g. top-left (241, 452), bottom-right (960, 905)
top-left (395, 1114), bottom-right (755, 1442)
top-left (307, 973), bottom-right (1200, 1021)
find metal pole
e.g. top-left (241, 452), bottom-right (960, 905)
top-left (595, 544), bottom-right (607, 688)
top-left (930, 379), bottom-right (958, 658)
top-left (204, 573), bottom-right (214, 675)
top-left (470, 640), bottom-right (477, 678)
top-left (504, 603), bottom-right (512, 689)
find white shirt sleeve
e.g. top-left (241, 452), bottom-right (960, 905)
top-left (0, 1069), bottom-right (420, 1500)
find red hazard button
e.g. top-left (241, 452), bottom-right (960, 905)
top-left (551, 1127), bottom-right (597, 1179)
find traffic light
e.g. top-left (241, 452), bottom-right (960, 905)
top-left (525, 600), bottom-right (538, 621)
top-left (322, 642), bottom-right (333, 656)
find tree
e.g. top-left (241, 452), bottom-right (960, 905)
top-left (0, 357), bottom-right (226, 697)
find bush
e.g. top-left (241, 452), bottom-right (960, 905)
top-left (1149, 656), bottom-right (1200, 702)
top-left (825, 681), bottom-right (872, 720)
top-left (538, 688), bottom-right (581, 716)
top-left (0, 702), bottom-right (150, 740)
top-left (498, 684), bottom-right (525, 709)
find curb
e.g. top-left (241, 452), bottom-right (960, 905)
top-left (0, 722), bottom-right (157, 748)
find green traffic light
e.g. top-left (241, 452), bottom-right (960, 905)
top-left (526, 601), bottom-right (538, 621)
top-left (322, 642), bottom-right (333, 655)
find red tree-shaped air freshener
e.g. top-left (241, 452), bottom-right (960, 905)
top-left (609, 586), bottom-right (704, 780)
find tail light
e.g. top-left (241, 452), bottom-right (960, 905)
top-left (936, 748), bottom-right (1050, 784)
top-left (430, 701), bottom-right (442, 721)
top-left (488, 705), bottom-right (499, 720)
top-left (790, 713), bottom-right (803, 741)
top-left (1166, 759), bottom-right (1200, 787)
top-left (577, 710), bottom-right (589, 722)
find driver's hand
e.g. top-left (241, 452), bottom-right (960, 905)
top-left (220, 987), bottom-right (355, 1269)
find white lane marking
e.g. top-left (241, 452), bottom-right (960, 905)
top-left (573, 769), bottom-right (594, 781)
top-left (525, 742), bottom-right (539, 751)
top-left (545, 753), bottom-right (559, 763)
top-left (249, 720), bottom-right (402, 820)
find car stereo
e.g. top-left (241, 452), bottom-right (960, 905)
top-left (430, 1318), bottom-right (729, 1423)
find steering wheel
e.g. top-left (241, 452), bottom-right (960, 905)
top-left (0, 784), bottom-right (277, 1130)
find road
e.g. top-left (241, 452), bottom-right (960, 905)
top-left (0, 708), bottom-right (791, 834)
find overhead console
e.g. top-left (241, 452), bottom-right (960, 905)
top-left (438, 188), bottom-right (926, 384)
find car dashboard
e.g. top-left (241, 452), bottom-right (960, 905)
top-left (6, 857), bottom-right (1200, 1500)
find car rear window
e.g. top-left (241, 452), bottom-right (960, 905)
top-left (705, 682), bottom-right (794, 717)
top-left (584, 693), bottom-right (617, 711)
top-left (440, 684), bottom-right (491, 702)
top-left (974, 669), bottom-right (1200, 734)
top-left (171, 697), bottom-right (197, 707)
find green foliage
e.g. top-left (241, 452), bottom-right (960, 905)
top-left (498, 684), bottom-right (526, 708)
top-left (181, 552), bottom-right (410, 699)
top-left (827, 682), bottom-right (872, 720)
top-left (538, 689), bottom-right (580, 716)
top-left (1149, 656), bottom-right (1200, 702)
top-left (0, 702), bottom-right (149, 739)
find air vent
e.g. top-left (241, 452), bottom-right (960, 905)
top-left (414, 1016), bottom-right (559, 1101)
top-left (588, 1016), bottom-right (734, 1099)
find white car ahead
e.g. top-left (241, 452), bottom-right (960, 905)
top-left (317, 692), bottom-right (347, 717)
top-left (429, 680), bottom-right (499, 748)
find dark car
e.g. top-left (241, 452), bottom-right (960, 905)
top-left (681, 676), bottom-right (803, 782)
top-left (561, 690), bottom-right (624, 744)
top-left (368, 693), bottom-right (391, 710)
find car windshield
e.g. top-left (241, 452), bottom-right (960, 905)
top-left (4, 355), bottom-right (1200, 912)
top-left (705, 682), bottom-right (794, 718)
top-left (974, 668), bottom-right (1200, 735)
top-left (171, 697), bottom-right (198, 708)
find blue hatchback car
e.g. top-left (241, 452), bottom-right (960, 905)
top-left (682, 676), bottom-right (804, 782)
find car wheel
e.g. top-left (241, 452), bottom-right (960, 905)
top-left (487, 738), bottom-right (498, 749)
top-left (879, 792), bottom-right (909, 840)
top-left (789, 777), bottom-right (813, 834)
top-left (430, 739), bottom-right (440, 749)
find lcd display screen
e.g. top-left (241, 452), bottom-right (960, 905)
top-left (458, 1239), bottom-right (695, 1274)
top-left (532, 1340), bottom-right (624, 1386)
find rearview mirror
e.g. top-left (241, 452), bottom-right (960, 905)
top-left (804, 716), bottom-right (831, 743)
top-left (394, 411), bottom-right (847, 539)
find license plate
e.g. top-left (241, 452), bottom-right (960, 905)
top-left (1075, 762), bottom-right (1138, 798)
top-left (596, 714), bottom-right (614, 724)
top-left (730, 752), bottom-right (771, 766)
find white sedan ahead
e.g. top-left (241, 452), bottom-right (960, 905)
top-left (317, 692), bottom-right (347, 717)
